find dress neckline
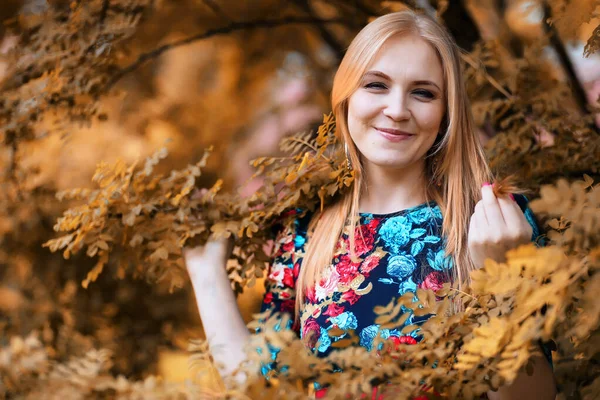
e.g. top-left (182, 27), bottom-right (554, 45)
top-left (359, 200), bottom-right (438, 219)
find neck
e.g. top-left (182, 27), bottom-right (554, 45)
top-left (359, 160), bottom-right (428, 215)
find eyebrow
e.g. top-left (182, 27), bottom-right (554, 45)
top-left (363, 70), bottom-right (442, 92)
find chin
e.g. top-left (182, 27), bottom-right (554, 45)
top-left (366, 158), bottom-right (411, 170)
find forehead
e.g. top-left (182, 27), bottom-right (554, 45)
top-left (366, 34), bottom-right (444, 88)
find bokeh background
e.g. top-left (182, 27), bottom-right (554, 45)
top-left (0, 0), bottom-right (599, 398)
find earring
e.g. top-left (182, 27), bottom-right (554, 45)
top-left (344, 142), bottom-right (353, 172)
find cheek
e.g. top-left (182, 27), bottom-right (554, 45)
top-left (348, 93), bottom-right (378, 128)
top-left (415, 103), bottom-right (445, 133)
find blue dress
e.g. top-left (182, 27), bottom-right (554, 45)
top-left (258, 195), bottom-right (548, 377)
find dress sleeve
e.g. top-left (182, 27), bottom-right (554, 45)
top-left (255, 210), bottom-right (309, 377)
top-left (513, 194), bottom-right (548, 247)
top-left (513, 194), bottom-right (555, 367)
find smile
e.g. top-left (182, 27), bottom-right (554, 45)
top-left (374, 127), bottom-right (414, 142)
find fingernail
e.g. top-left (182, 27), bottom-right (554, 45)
top-left (509, 193), bottom-right (515, 201)
top-left (482, 182), bottom-right (491, 187)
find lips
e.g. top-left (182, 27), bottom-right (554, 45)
top-left (375, 127), bottom-right (414, 142)
top-left (375, 127), bottom-right (414, 136)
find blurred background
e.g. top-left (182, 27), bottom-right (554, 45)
top-left (0, 0), bottom-right (598, 396)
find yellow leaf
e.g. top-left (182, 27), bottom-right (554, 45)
top-left (82, 254), bottom-right (108, 289)
top-left (149, 247), bottom-right (169, 262)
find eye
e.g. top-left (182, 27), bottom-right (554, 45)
top-left (413, 89), bottom-right (435, 99)
top-left (364, 82), bottom-right (387, 90)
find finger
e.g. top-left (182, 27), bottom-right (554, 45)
top-left (481, 185), bottom-right (506, 227)
top-left (497, 195), bottom-right (532, 242)
top-left (468, 209), bottom-right (484, 243)
top-left (474, 200), bottom-right (488, 226)
top-left (496, 195), bottom-right (523, 227)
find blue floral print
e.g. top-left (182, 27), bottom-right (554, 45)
top-left (294, 231), bottom-right (306, 248)
top-left (258, 196), bottom-right (546, 374)
top-left (427, 248), bottom-right (453, 271)
top-left (407, 207), bottom-right (433, 224)
top-left (328, 311), bottom-right (358, 331)
top-left (359, 324), bottom-right (380, 351)
top-left (398, 276), bottom-right (418, 295)
top-left (379, 214), bottom-right (413, 253)
top-left (317, 327), bottom-right (332, 353)
top-left (387, 254), bottom-right (417, 278)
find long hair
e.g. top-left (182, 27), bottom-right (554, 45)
top-left (295, 10), bottom-right (492, 319)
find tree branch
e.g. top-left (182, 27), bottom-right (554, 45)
top-left (99, 0), bottom-right (109, 25)
top-left (461, 52), bottom-right (513, 99)
top-left (104, 16), bottom-right (349, 92)
top-left (542, 1), bottom-right (599, 134)
top-left (201, 0), bottom-right (232, 22)
top-left (293, 0), bottom-right (346, 63)
top-left (351, 0), bottom-right (381, 17)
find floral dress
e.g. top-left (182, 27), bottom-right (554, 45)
top-left (258, 195), bottom-right (545, 378)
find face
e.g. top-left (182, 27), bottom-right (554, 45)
top-left (347, 34), bottom-right (446, 173)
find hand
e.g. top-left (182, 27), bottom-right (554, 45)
top-left (468, 184), bottom-right (533, 268)
top-left (183, 237), bottom-right (234, 283)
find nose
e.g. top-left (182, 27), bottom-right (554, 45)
top-left (382, 90), bottom-right (411, 121)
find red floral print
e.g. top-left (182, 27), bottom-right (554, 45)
top-left (302, 318), bottom-right (321, 349)
top-left (354, 218), bottom-right (380, 256)
top-left (263, 292), bottom-right (273, 304)
top-left (336, 255), bottom-right (361, 285)
top-left (323, 303), bottom-right (345, 318)
top-left (268, 262), bottom-right (293, 288)
top-left (280, 291), bottom-right (291, 299)
top-left (315, 267), bottom-right (340, 301)
top-left (305, 285), bottom-right (317, 303)
top-left (390, 335), bottom-right (418, 347)
top-left (419, 271), bottom-right (446, 293)
top-left (281, 299), bottom-right (295, 313)
top-left (282, 240), bottom-right (294, 253)
top-left (282, 267), bottom-right (294, 288)
top-left (341, 290), bottom-right (361, 305)
top-left (293, 262), bottom-right (300, 279)
top-left (360, 255), bottom-right (381, 276)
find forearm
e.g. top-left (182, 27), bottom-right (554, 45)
top-left (487, 356), bottom-right (556, 400)
top-left (189, 254), bottom-right (250, 378)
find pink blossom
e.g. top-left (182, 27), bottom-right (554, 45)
top-left (360, 255), bottom-right (381, 276)
top-left (335, 255), bottom-right (361, 285)
top-left (315, 267), bottom-right (340, 301)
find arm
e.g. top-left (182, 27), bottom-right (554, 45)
top-left (255, 216), bottom-right (303, 377)
top-left (487, 356), bottom-right (556, 400)
top-left (185, 211), bottom-right (304, 381)
top-left (184, 238), bottom-right (250, 379)
top-left (468, 185), bottom-right (557, 399)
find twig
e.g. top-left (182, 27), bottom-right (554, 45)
top-left (104, 16), bottom-right (348, 92)
top-left (99, 0), bottom-right (110, 25)
top-left (349, 0), bottom-right (380, 17)
top-left (293, 0), bottom-right (346, 63)
top-left (542, 1), bottom-right (600, 134)
top-left (461, 52), bottom-right (513, 99)
top-left (201, 0), bottom-right (232, 22)
top-left (6, 131), bottom-right (23, 201)
top-left (284, 137), bottom-right (323, 158)
top-left (449, 287), bottom-right (477, 300)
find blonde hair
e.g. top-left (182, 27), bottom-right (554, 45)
top-left (295, 10), bottom-right (491, 318)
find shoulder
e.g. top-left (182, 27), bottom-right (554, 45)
top-left (512, 193), bottom-right (530, 213)
top-left (271, 208), bottom-right (313, 252)
top-left (512, 193), bottom-right (546, 245)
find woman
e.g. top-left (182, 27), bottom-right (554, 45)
top-left (184, 10), bottom-right (556, 399)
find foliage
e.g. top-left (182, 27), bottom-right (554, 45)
top-left (1, 0), bottom-right (600, 399)
top-left (42, 112), bottom-right (352, 296)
